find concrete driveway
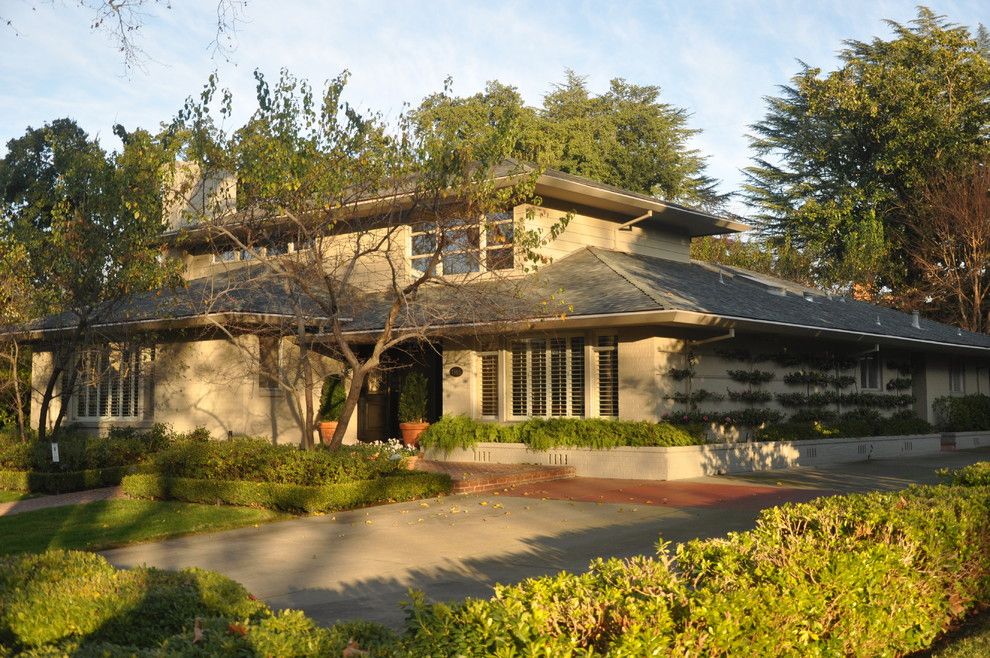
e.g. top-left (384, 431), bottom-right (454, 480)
top-left (104, 447), bottom-right (990, 628)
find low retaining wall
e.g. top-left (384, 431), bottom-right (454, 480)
top-left (943, 431), bottom-right (990, 450)
top-left (423, 434), bottom-right (942, 481)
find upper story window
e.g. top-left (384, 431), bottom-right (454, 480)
top-left (410, 212), bottom-right (514, 275)
top-left (75, 344), bottom-right (153, 421)
top-left (859, 353), bottom-right (881, 390)
top-left (949, 362), bottom-right (966, 394)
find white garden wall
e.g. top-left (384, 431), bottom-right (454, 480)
top-left (423, 434), bottom-right (942, 481)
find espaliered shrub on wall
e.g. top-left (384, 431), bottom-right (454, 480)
top-left (8, 481), bottom-right (990, 655)
top-left (662, 408), bottom-right (784, 427)
top-left (726, 369), bottom-right (775, 385)
top-left (121, 472), bottom-right (451, 514)
top-left (775, 391), bottom-right (914, 409)
top-left (418, 416), bottom-right (705, 453)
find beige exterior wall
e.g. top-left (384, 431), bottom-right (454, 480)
top-left (441, 328), bottom-right (959, 429)
top-left (521, 203), bottom-right (690, 264)
top-left (30, 350), bottom-right (60, 433)
top-left (32, 336), bottom-right (357, 446)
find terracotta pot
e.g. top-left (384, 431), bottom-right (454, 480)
top-left (399, 421), bottom-right (429, 447)
top-left (317, 421), bottom-right (338, 444)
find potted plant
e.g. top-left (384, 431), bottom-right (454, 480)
top-left (398, 371), bottom-right (430, 447)
top-left (317, 374), bottom-right (346, 444)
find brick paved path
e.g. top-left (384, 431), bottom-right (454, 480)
top-left (0, 486), bottom-right (122, 517)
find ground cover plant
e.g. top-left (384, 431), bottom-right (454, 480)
top-left (6, 469), bottom-right (990, 656)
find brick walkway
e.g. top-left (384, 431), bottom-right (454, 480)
top-left (0, 486), bottom-right (122, 517)
top-left (413, 460), bottom-right (575, 494)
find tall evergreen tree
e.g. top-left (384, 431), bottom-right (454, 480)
top-left (744, 8), bottom-right (990, 298)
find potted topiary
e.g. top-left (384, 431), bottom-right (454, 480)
top-left (398, 371), bottom-right (430, 447)
top-left (317, 374), bottom-right (346, 444)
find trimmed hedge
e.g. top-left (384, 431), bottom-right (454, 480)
top-left (934, 394), bottom-right (990, 432)
top-left (754, 413), bottom-right (933, 442)
top-left (419, 415), bottom-right (704, 453)
top-left (0, 466), bottom-right (133, 494)
top-left (7, 480), bottom-right (990, 655)
top-left (121, 472), bottom-right (452, 514)
top-left (149, 438), bottom-right (409, 485)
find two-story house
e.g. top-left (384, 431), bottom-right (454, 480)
top-left (22, 164), bottom-right (990, 444)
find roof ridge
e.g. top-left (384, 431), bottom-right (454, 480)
top-left (586, 247), bottom-right (671, 309)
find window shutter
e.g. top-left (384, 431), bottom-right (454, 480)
top-left (480, 353), bottom-right (499, 417)
top-left (597, 336), bottom-right (619, 417)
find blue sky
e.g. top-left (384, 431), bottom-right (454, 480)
top-left (1, 0), bottom-right (987, 214)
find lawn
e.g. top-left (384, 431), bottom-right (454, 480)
top-left (923, 610), bottom-right (990, 657)
top-left (0, 499), bottom-right (283, 555)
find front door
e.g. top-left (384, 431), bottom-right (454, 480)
top-left (357, 369), bottom-right (389, 442)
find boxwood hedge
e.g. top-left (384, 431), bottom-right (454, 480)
top-left (121, 472), bottom-right (452, 514)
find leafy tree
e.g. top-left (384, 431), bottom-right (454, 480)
top-left (744, 7), bottom-right (990, 298)
top-left (175, 70), bottom-right (559, 448)
top-left (690, 234), bottom-right (814, 286)
top-left (412, 70), bottom-right (725, 209)
top-left (0, 119), bottom-right (180, 441)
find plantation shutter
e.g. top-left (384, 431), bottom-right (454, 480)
top-left (597, 336), bottom-right (619, 417)
top-left (479, 353), bottom-right (499, 417)
top-left (509, 337), bottom-right (587, 418)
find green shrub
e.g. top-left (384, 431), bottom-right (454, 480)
top-left (398, 371), bottom-right (429, 423)
top-left (121, 472), bottom-right (451, 514)
top-left (318, 374), bottom-right (346, 422)
top-left (941, 461), bottom-right (990, 486)
top-left (933, 394), bottom-right (990, 431)
top-left (0, 550), bottom-right (266, 652)
top-left (0, 466), bottom-right (133, 494)
top-left (149, 438), bottom-right (407, 485)
top-left (755, 411), bottom-right (932, 442)
top-left (0, 424), bottom-right (174, 473)
top-left (418, 415), bottom-right (703, 452)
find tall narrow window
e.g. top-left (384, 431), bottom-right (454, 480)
top-left (509, 337), bottom-right (586, 418)
top-left (511, 342), bottom-right (528, 416)
top-left (597, 336), bottom-right (619, 417)
top-left (859, 353), bottom-right (881, 390)
top-left (950, 362), bottom-right (966, 394)
top-left (479, 353), bottom-right (499, 418)
top-left (530, 340), bottom-right (547, 417)
top-left (75, 344), bottom-right (151, 420)
top-left (259, 337), bottom-right (281, 390)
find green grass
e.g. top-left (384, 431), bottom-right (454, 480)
top-left (0, 499), bottom-right (283, 555)
top-left (922, 609), bottom-right (990, 657)
top-left (0, 490), bottom-right (33, 503)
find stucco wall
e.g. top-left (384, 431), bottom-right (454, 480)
top-left (441, 329), bottom-right (948, 427)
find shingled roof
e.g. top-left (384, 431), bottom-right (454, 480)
top-left (15, 247), bottom-right (990, 353)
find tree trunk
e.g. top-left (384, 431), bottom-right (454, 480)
top-left (36, 362), bottom-right (62, 444)
top-left (11, 341), bottom-right (27, 441)
top-left (298, 326), bottom-right (316, 450)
